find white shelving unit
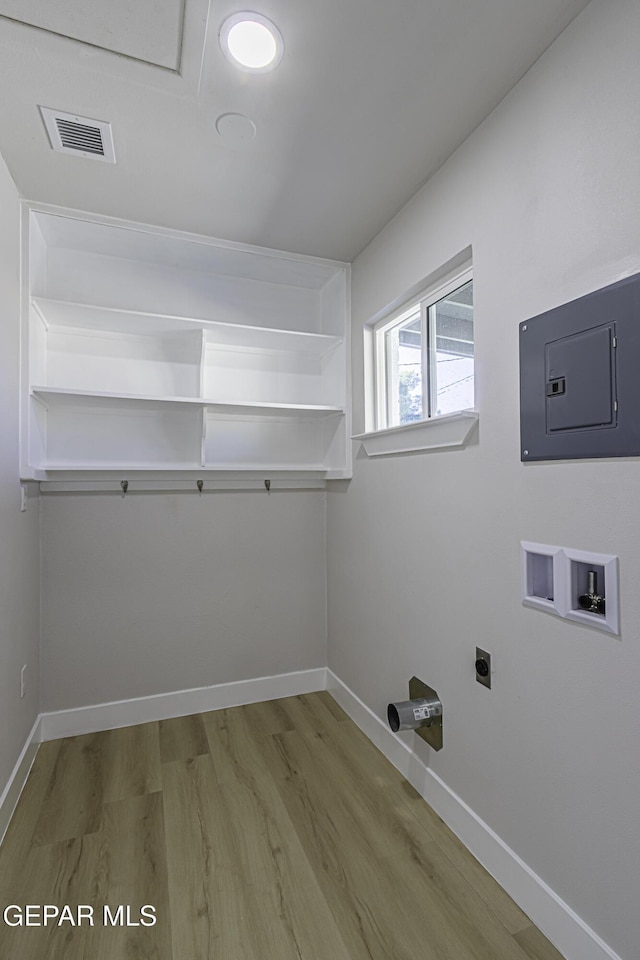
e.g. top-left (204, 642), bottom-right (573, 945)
top-left (21, 206), bottom-right (351, 484)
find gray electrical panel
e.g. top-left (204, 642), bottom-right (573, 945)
top-left (520, 272), bottom-right (640, 461)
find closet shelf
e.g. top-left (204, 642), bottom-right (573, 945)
top-left (41, 461), bottom-right (203, 472)
top-left (32, 387), bottom-right (202, 408)
top-left (31, 387), bottom-right (345, 418)
top-left (204, 401), bottom-right (344, 418)
top-left (23, 207), bottom-right (351, 481)
top-left (32, 298), bottom-right (342, 355)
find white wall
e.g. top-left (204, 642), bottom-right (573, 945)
top-left (40, 490), bottom-right (327, 711)
top-left (327, 2), bottom-right (640, 958)
top-left (0, 154), bottom-right (40, 794)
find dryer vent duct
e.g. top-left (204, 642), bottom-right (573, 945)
top-left (39, 107), bottom-right (116, 163)
top-left (387, 676), bottom-right (443, 751)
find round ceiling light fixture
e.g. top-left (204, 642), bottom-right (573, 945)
top-left (219, 12), bottom-right (284, 72)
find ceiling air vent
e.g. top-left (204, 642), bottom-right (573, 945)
top-left (39, 107), bottom-right (116, 163)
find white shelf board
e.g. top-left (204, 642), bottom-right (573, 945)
top-left (32, 386), bottom-right (204, 409)
top-left (40, 461), bottom-right (203, 471)
top-left (33, 298), bottom-right (193, 337)
top-left (32, 209), bottom-right (344, 289)
top-left (202, 462), bottom-right (329, 471)
top-left (205, 400), bottom-right (344, 418)
top-left (31, 387), bottom-right (345, 418)
top-left (32, 298), bottom-right (342, 355)
top-left (353, 411), bottom-right (479, 457)
top-left (203, 326), bottom-right (340, 355)
top-left (26, 463), bottom-right (347, 482)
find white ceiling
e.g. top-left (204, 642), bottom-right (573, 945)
top-left (0, 0), bottom-right (592, 262)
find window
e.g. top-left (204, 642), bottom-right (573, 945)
top-left (374, 272), bottom-right (474, 430)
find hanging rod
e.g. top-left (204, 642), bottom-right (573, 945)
top-left (39, 478), bottom-right (328, 494)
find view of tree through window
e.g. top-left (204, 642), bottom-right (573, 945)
top-left (385, 307), bottom-right (423, 425)
top-left (377, 276), bottom-right (473, 428)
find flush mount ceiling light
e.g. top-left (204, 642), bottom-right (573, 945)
top-left (219, 12), bottom-right (284, 72)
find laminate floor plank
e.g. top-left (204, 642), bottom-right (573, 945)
top-left (286, 690), bottom-right (350, 733)
top-left (86, 791), bottom-right (172, 960)
top-left (315, 689), bottom-right (351, 722)
top-left (0, 738), bottom-right (61, 872)
top-left (286, 692), bottom-right (531, 936)
top-left (260, 701), bottom-right (444, 867)
top-left (33, 732), bottom-right (108, 846)
top-left (312, 699), bottom-right (533, 938)
top-left (162, 752), bottom-right (263, 960)
top-left (1, 791), bottom-right (170, 960)
top-left (514, 924), bottom-right (567, 960)
top-left (232, 696), bottom-right (530, 937)
top-left (264, 727), bottom-right (440, 960)
top-left (238, 698), bottom-right (297, 740)
top-left (265, 723), bottom-right (536, 960)
top-left (201, 707), bottom-right (354, 960)
top-left (159, 713), bottom-right (209, 763)
top-left (101, 721), bottom-right (162, 803)
top-left (389, 781), bottom-right (531, 935)
top-left (0, 834), bottom-right (98, 960)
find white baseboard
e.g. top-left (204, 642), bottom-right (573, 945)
top-left (0, 716), bottom-right (42, 846)
top-left (326, 670), bottom-right (622, 960)
top-left (40, 667), bottom-right (328, 741)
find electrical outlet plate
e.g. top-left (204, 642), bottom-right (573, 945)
top-left (409, 676), bottom-right (443, 751)
top-left (475, 647), bottom-right (491, 688)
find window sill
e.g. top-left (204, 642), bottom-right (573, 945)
top-left (353, 410), bottom-right (478, 457)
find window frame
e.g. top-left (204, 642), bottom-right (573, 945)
top-left (373, 266), bottom-right (474, 432)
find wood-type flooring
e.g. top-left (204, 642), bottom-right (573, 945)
top-left (0, 692), bottom-right (566, 959)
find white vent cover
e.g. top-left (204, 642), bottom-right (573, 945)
top-left (39, 107), bottom-right (116, 163)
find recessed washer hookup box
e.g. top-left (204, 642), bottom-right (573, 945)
top-left (519, 271), bottom-right (640, 461)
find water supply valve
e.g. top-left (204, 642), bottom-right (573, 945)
top-left (578, 570), bottom-right (605, 615)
